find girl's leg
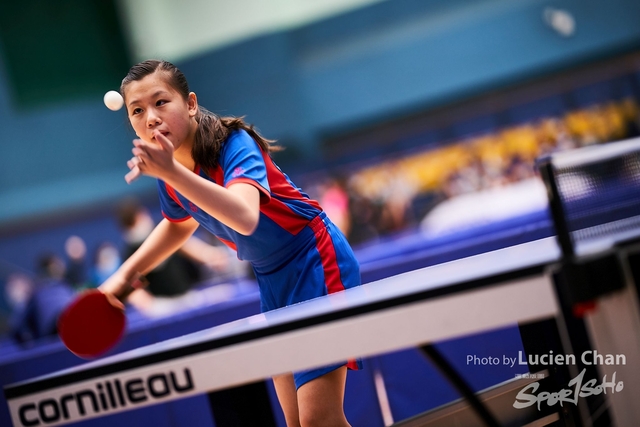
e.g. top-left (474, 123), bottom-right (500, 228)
top-left (297, 366), bottom-right (351, 427)
top-left (273, 373), bottom-right (301, 427)
top-left (274, 367), bottom-right (351, 427)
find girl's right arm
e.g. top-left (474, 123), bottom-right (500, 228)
top-left (99, 217), bottom-right (200, 308)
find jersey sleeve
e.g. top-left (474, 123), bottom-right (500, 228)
top-left (156, 179), bottom-right (191, 222)
top-left (220, 130), bottom-right (271, 204)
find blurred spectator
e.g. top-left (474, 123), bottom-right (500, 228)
top-left (377, 175), bottom-right (418, 234)
top-left (320, 177), bottom-right (351, 237)
top-left (504, 155), bottom-right (535, 183)
top-left (9, 254), bottom-right (76, 344)
top-left (91, 242), bottom-right (121, 286)
top-left (116, 198), bottom-right (230, 312)
top-left (64, 235), bottom-right (88, 288)
top-left (4, 273), bottom-right (35, 325)
top-left (346, 192), bottom-right (382, 245)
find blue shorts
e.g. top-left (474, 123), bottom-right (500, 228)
top-left (253, 212), bottom-right (363, 389)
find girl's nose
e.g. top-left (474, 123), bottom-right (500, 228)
top-left (146, 112), bottom-right (161, 128)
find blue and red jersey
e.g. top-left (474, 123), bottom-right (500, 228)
top-left (158, 129), bottom-right (323, 265)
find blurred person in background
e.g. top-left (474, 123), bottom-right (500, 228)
top-left (319, 176), bottom-right (351, 237)
top-left (91, 241), bottom-right (122, 286)
top-left (4, 273), bottom-right (34, 314)
top-left (9, 253), bottom-right (76, 345)
top-left (3, 272), bottom-right (35, 336)
top-left (346, 191), bottom-right (382, 245)
top-left (64, 235), bottom-right (89, 288)
top-left (377, 174), bottom-right (418, 234)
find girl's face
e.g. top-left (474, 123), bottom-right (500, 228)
top-left (123, 71), bottom-right (198, 152)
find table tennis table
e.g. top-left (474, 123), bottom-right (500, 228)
top-left (6, 138), bottom-right (640, 427)
top-left (4, 236), bottom-right (561, 427)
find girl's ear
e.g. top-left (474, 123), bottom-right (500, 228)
top-left (188, 92), bottom-right (198, 117)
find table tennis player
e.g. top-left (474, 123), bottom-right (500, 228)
top-left (99, 59), bottom-right (363, 427)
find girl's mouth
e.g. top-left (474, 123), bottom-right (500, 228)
top-left (152, 131), bottom-right (169, 140)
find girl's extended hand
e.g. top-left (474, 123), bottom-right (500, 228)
top-left (125, 130), bottom-right (177, 184)
top-left (98, 271), bottom-right (147, 310)
top-left (98, 271), bottom-right (130, 310)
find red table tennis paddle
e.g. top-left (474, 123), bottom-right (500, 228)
top-left (57, 275), bottom-right (146, 358)
top-left (57, 289), bottom-right (125, 358)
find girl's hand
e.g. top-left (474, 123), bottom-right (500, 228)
top-left (125, 130), bottom-right (177, 183)
top-left (98, 272), bottom-right (129, 310)
top-left (98, 271), bottom-right (147, 310)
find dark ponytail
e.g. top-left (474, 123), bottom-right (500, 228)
top-left (121, 59), bottom-right (281, 170)
top-left (193, 107), bottom-right (281, 170)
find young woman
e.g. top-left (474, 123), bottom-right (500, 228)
top-left (99, 59), bottom-right (362, 427)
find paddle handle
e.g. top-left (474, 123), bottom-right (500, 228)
top-left (113, 272), bottom-right (149, 302)
top-left (115, 272), bottom-right (148, 301)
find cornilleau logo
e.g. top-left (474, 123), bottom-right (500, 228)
top-left (17, 368), bottom-right (194, 426)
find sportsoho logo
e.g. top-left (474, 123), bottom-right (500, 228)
top-left (16, 368), bottom-right (194, 426)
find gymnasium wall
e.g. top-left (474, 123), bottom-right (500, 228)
top-left (0, 0), bottom-right (639, 225)
top-left (117, 0), bottom-right (388, 61)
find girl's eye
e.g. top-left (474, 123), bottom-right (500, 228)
top-left (131, 108), bottom-right (142, 115)
top-left (156, 99), bottom-right (167, 106)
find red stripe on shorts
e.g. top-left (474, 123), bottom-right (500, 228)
top-left (346, 360), bottom-right (360, 370)
top-left (309, 215), bottom-right (345, 294)
top-left (310, 215), bottom-right (359, 370)
top-left (311, 214), bottom-right (360, 371)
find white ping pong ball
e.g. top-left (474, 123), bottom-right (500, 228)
top-left (103, 90), bottom-right (124, 111)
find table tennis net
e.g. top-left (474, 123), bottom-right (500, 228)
top-left (548, 137), bottom-right (640, 251)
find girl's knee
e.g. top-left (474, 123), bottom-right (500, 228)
top-left (297, 367), bottom-right (350, 427)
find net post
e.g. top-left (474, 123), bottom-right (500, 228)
top-left (536, 155), bottom-right (575, 261)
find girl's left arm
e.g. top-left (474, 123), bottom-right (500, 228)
top-left (169, 172), bottom-right (261, 236)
